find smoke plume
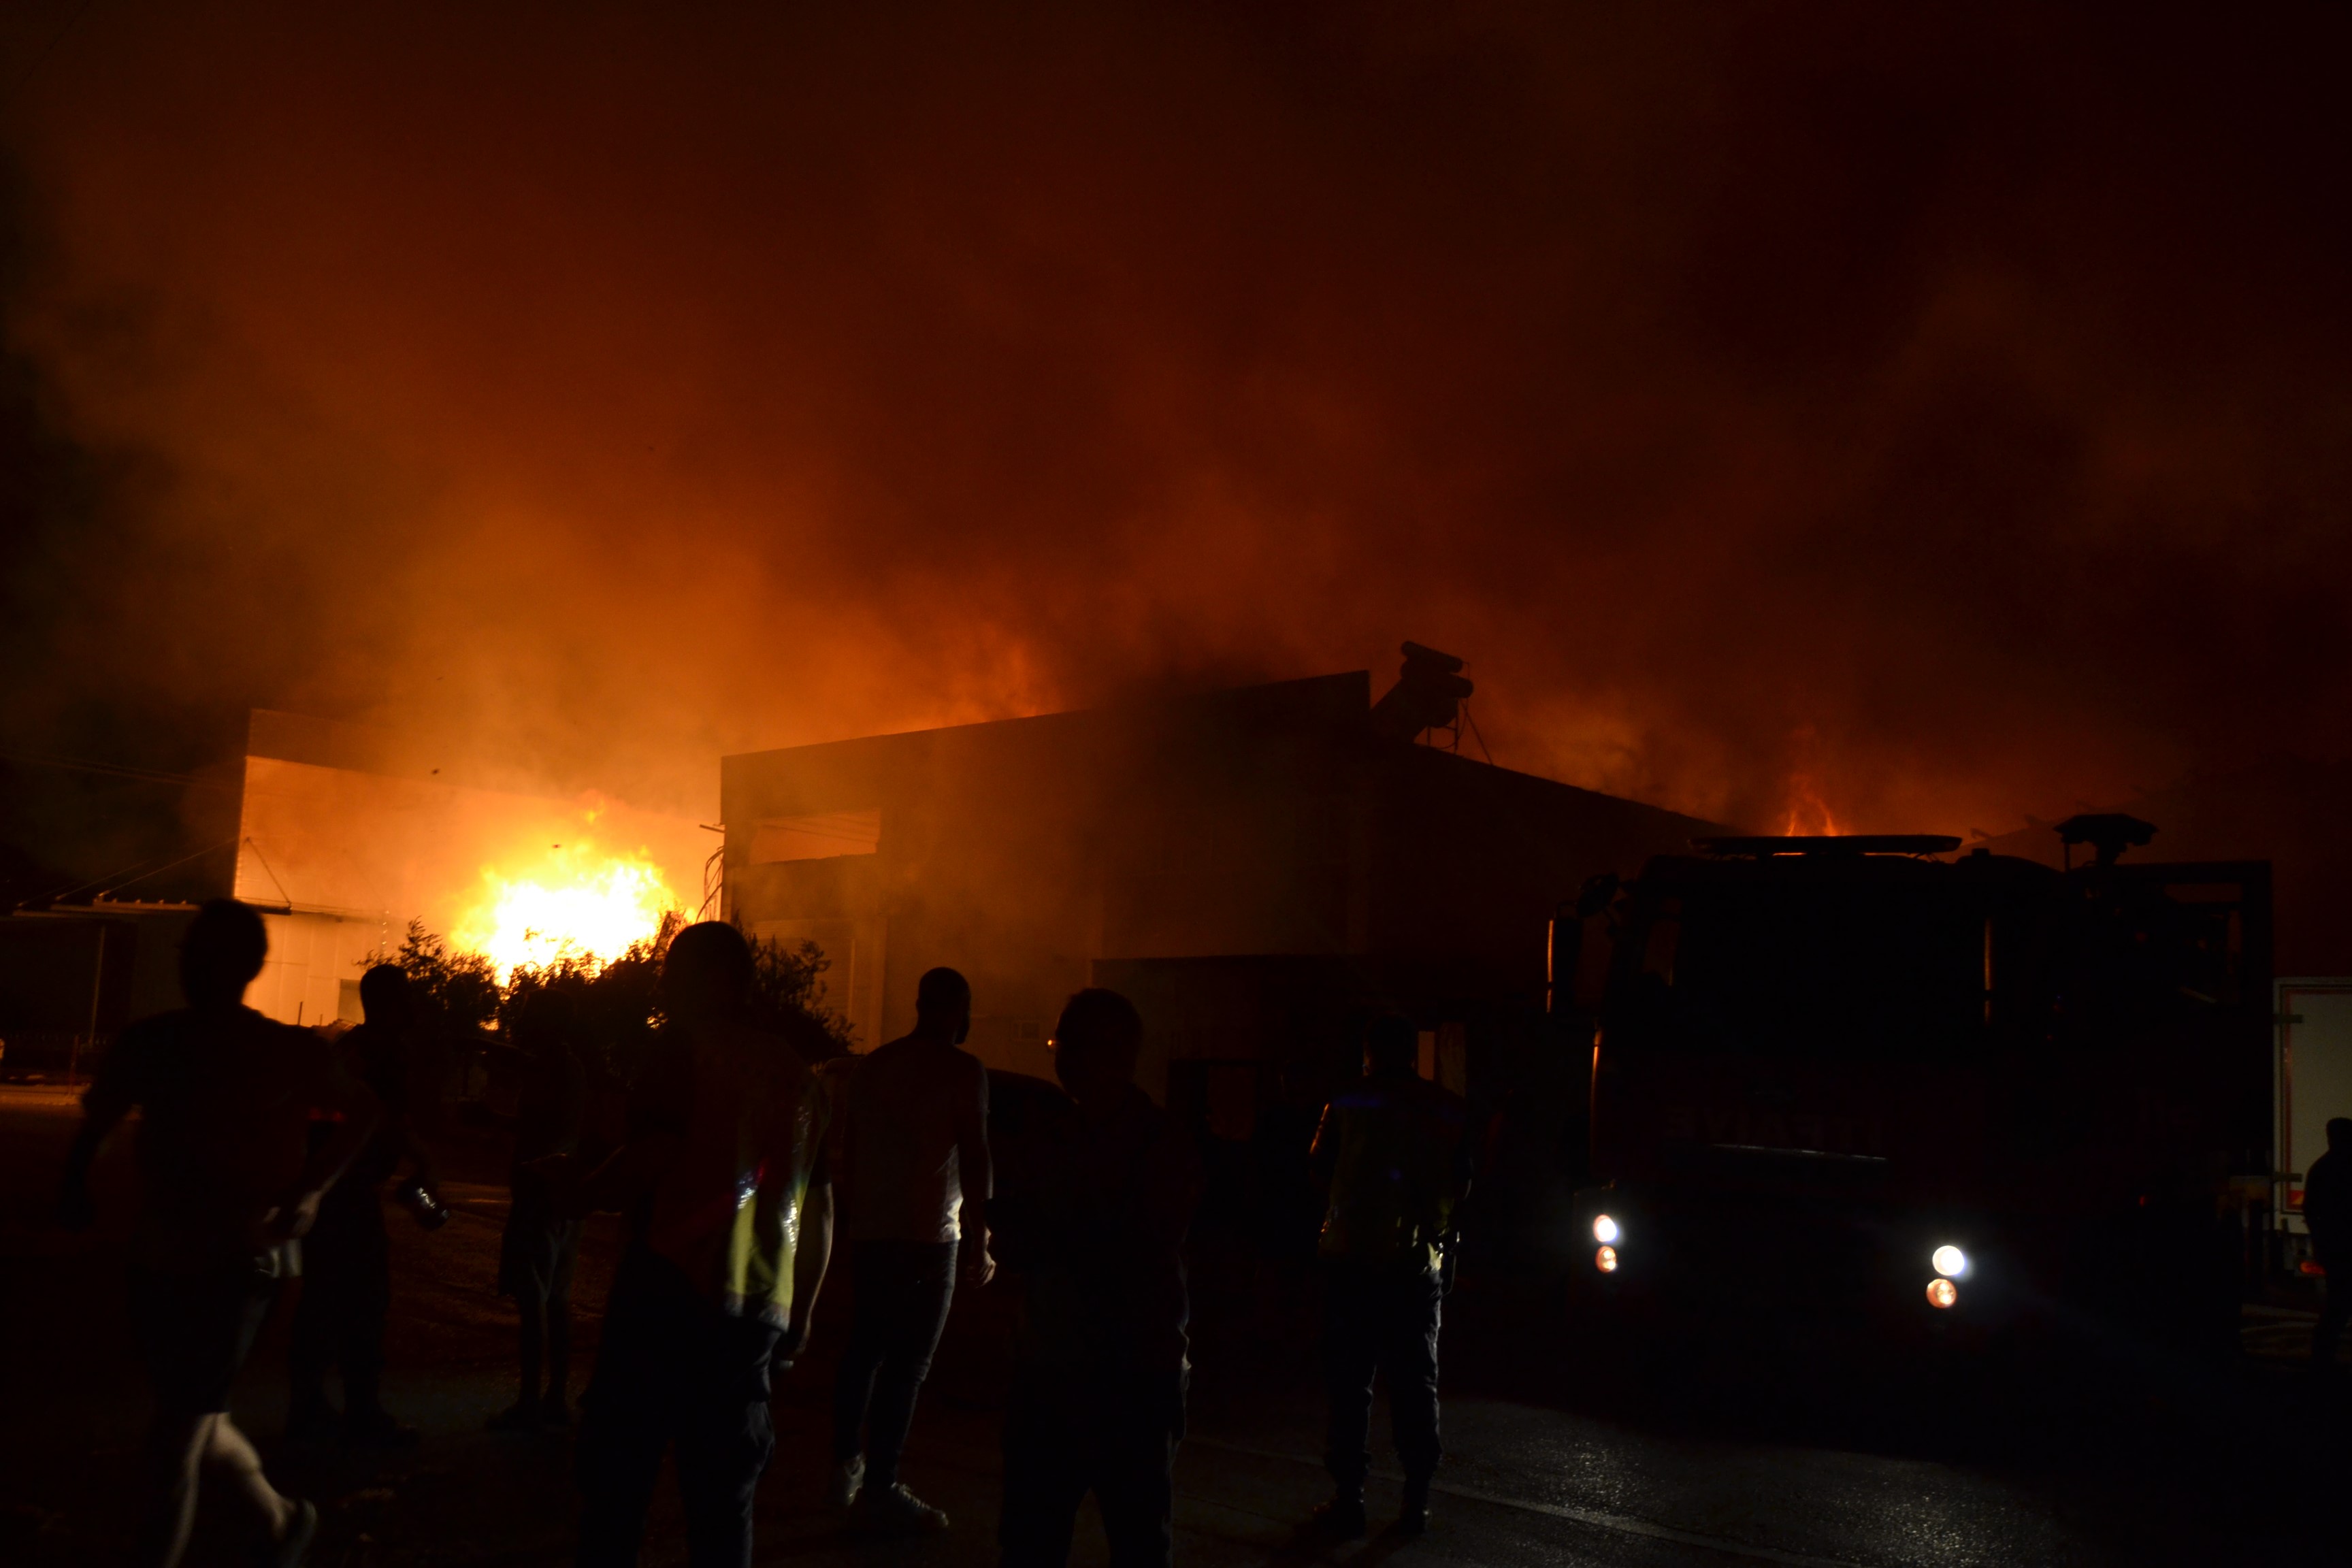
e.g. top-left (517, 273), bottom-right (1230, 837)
top-left (3, 1), bottom-right (2347, 840)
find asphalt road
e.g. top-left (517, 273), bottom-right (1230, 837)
top-left (3, 1083), bottom-right (2345, 1568)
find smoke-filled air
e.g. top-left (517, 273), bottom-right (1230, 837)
top-left (13, 12), bottom-right (2352, 1561)
top-left (3, 2), bottom-right (2347, 834)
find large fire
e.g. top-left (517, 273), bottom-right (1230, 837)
top-left (452, 842), bottom-right (682, 981)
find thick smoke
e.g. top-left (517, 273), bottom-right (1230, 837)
top-left (3, 2), bottom-right (2347, 835)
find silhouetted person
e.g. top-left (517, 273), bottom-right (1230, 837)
top-left (830, 966), bottom-right (994, 1531)
top-left (1308, 1016), bottom-right (1469, 1538)
top-left (489, 985), bottom-right (589, 1430)
top-left (555, 921), bottom-right (835, 1568)
top-left (2309, 1117), bottom-right (2352, 1371)
top-left (58, 899), bottom-right (378, 1568)
top-left (995, 989), bottom-right (1200, 1568)
top-left (287, 963), bottom-right (438, 1448)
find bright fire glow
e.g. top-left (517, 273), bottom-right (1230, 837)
top-left (453, 843), bottom-right (679, 981)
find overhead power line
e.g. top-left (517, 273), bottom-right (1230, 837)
top-left (33, 836), bottom-right (240, 907)
top-left (0, 749), bottom-right (241, 791)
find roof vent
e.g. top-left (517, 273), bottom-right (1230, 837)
top-left (1369, 642), bottom-right (1473, 744)
top-left (2055, 813), bottom-right (2156, 869)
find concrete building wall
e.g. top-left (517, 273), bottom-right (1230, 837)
top-left (723, 700), bottom-right (1107, 1066)
top-left (723, 672), bottom-right (1722, 1090)
top-left (227, 710), bottom-right (706, 998)
top-left (235, 753), bottom-right (706, 941)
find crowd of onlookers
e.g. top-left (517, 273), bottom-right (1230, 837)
top-left (60, 898), bottom-right (1473, 1568)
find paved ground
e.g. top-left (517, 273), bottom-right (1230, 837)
top-left (5, 1083), bottom-right (2349, 1568)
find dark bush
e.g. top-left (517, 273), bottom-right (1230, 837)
top-left (395, 912), bottom-right (852, 1092)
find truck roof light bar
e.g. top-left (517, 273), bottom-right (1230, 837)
top-left (1691, 834), bottom-right (1963, 858)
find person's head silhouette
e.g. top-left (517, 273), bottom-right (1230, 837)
top-left (915, 966), bottom-right (972, 1045)
top-left (1365, 1015), bottom-right (1418, 1080)
top-left (2330, 1117), bottom-right (2352, 1156)
top-left (512, 985), bottom-right (577, 1056)
top-left (179, 899), bottom-right (267, 1011)
top-left (1051, 987), bottom-right (1142, 1109)
top-left (662, 921), bottom-right (753, 1030)
top-left (359, 963), bottom-right (414, 1028)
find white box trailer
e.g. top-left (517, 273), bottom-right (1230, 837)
top-left (2276, 978), bottom-right (2352, 1237)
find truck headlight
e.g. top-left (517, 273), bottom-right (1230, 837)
top-left (1931, 1244), bottom-right (1968, 1279)
top-left (1592, 1213), bottom-right (1620, 1245)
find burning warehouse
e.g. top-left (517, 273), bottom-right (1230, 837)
top-left (721, 646), bottom-right (1718, 1125)
top-left (222, 708), bottom-right (707, 1016)
top-left (1, 708), bottom-right (708, 1068)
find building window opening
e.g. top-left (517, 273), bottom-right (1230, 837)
top-left (749, 809), bottom-right (882, 864)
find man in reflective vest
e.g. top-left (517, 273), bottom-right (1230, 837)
top-left (558, 922), bottom-right (836, 1568)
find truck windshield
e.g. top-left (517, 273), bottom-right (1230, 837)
top-left (1614, 885), bottom-right (1984, 1060)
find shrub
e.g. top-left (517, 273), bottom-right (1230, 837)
top-left (389, 912), bottom-right (853, 1091)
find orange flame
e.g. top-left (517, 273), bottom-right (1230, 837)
top-left (451, 840), bottom-right (681, 982)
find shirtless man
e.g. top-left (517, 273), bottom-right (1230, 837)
top-left (830, 966), bottom-right (993, 1531)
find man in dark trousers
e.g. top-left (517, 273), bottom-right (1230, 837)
top-left (830, 966), bottom-right (993, 1531)
top-left (2308, 1116), bottom-right (2352, 1371)
top-left (491, 985), bottom-right (589, 1430)
top-left (559, 921), bottom-right (836, 1568)
top-left (995, 988), bottom-right (1200, 1568)
top-left (59, 899), bottom-right (378, 1568)
top-left (1308, 1016), bottom-right (1469, 1539)
top-left (287, 963), bottom-right (438, 1448)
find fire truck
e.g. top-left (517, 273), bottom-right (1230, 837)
top-left (1554, 819), bottom-right (2270, 1353)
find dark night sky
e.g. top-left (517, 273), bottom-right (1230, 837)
top-left (1, 3), bottom-right (2347, 879)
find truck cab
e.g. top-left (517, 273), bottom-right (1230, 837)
top-left (1563, 823), bottom-right (2270, 1352)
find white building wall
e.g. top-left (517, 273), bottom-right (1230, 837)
top-left (248, 909), bottom-right (402, 1028)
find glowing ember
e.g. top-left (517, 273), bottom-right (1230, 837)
top-left (452, 844), bottom-right (679, 981)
